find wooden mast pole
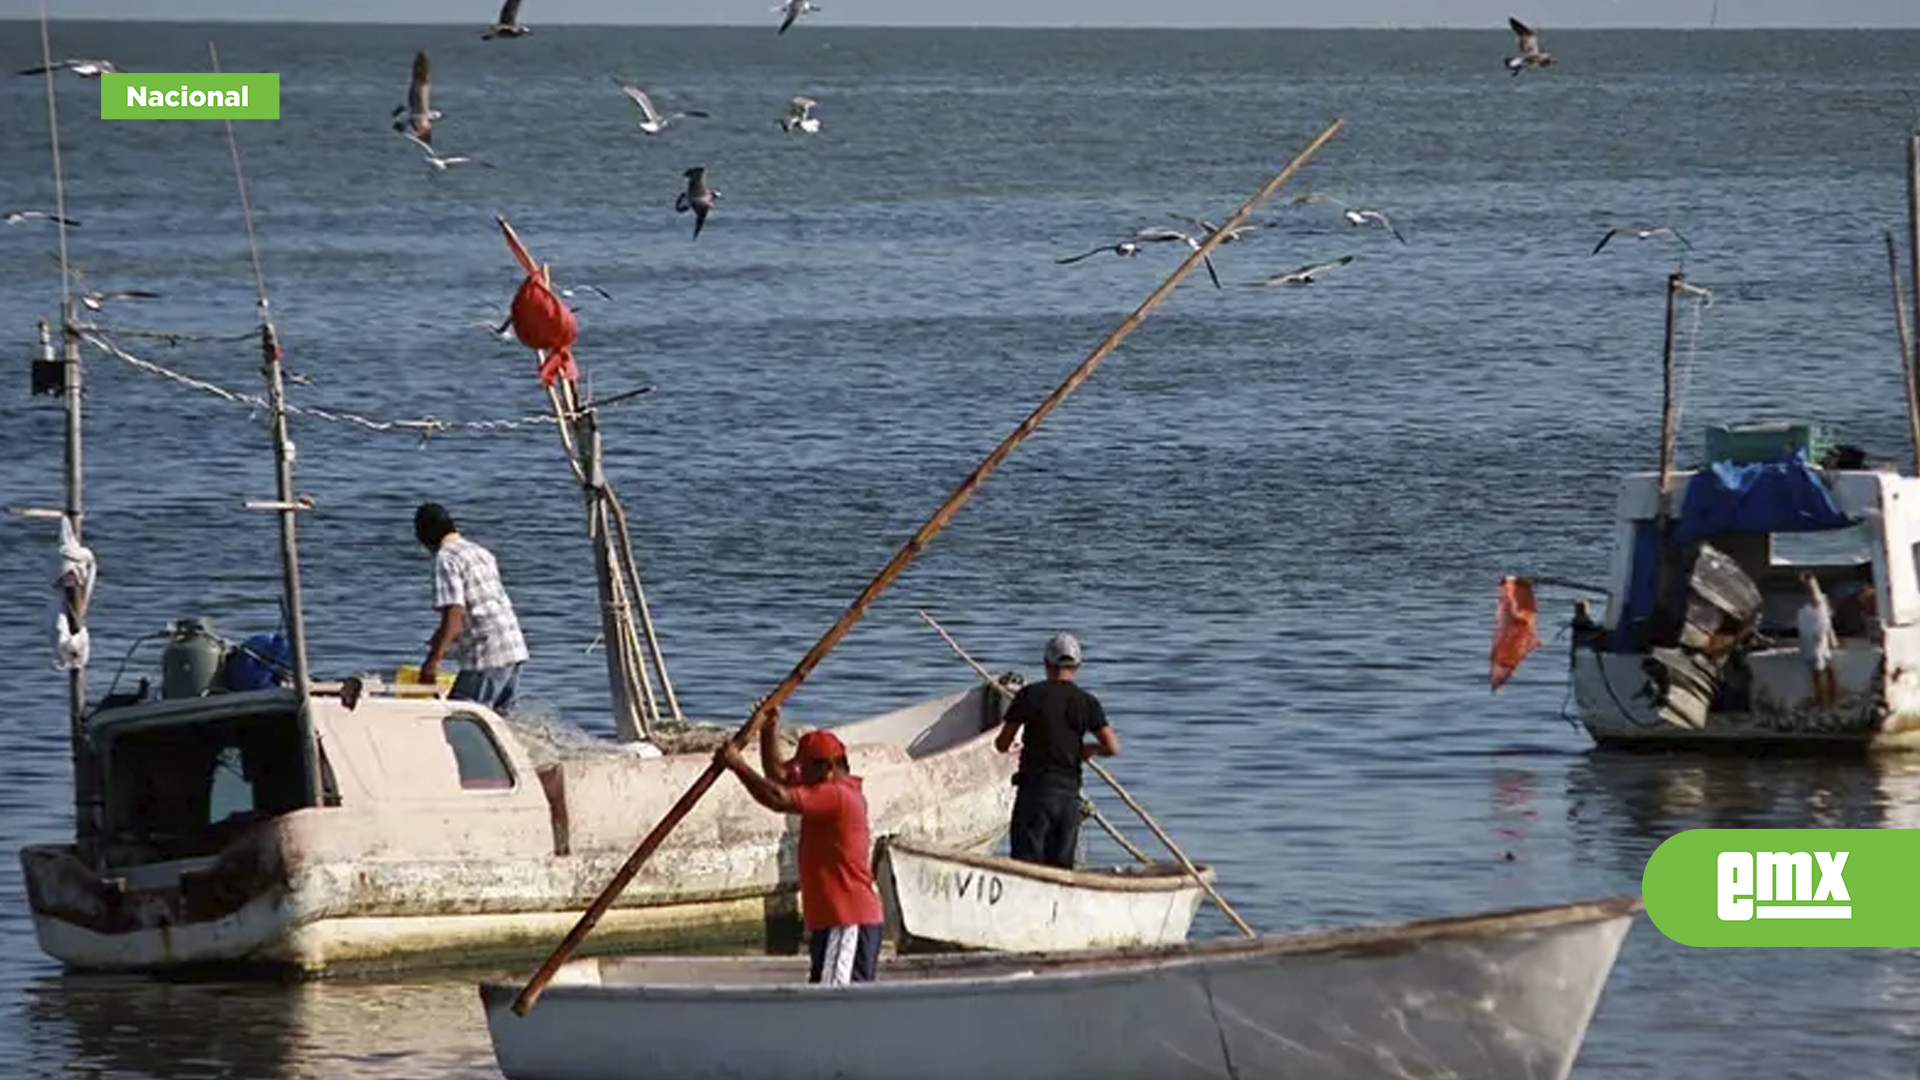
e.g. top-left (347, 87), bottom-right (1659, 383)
top-left (1886, 232), bottom-right (1920, 474)
top-left (506, 119), bottom-right (1343, 1016)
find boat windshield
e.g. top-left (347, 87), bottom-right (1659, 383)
top-left (99, 708), bottom-right (312, 865)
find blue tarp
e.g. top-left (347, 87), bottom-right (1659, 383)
top-left (1670, 451), bottom-right (1854, 547)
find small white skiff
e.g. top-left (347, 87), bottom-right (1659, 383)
top-left (479, 895), bottom-right (1641, 1080)
top-left (874, 835), bottom-right (1210, 952)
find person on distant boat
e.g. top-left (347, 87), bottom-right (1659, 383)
top-left (414, 502), bottom-right (529, 714)
top-left (717, 706), bottom-right (884, 986)
top-left (994, 632), bottom-right (1120, 870)
top-left (1796, 572), bottom-right (1840, 710)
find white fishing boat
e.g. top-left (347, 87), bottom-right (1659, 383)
top-left (478, 894), bottom-right (1641, 1080)
top-left (22, 679), bottom-right (1016, 977)
top-left (1562, 425), bottom-right (1920, 750)
top-left (874, 835), bottom-right (1210, 952)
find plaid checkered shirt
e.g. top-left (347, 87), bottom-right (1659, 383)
top-left (433, 535), bottom-right (529, 670)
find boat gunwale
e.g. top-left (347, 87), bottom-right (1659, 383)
top-left (878, 836), bottom-right (1214, 894)
top-left (480, 894), bottom-right (1643, 1004)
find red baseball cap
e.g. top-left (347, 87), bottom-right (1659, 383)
top-left (794, 729), bottom-right (846, 765)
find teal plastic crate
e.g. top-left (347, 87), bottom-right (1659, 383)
top-left (1703, 422), bottom-right (1832, 466)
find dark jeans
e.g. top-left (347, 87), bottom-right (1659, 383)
top-left (808, 924), bottom-right (883, 985)
top-left (1010, 778), bottom-right (1082, 870)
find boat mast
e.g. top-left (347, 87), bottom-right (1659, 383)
top-left (1658, 271), bottom-right (1683, 529)
top-left (213, 42), bottom-right (320, 804)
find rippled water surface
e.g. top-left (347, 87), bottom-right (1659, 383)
top-left (2, 19), bottom-right (1919, 1080)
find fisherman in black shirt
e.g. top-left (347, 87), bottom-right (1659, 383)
top-left (994, 632), bottom-right (1121, 869)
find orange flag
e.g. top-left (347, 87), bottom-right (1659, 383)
top-left (1490, 576), bottom-right (1542, 691)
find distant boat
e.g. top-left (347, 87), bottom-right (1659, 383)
top-left (478, 895), bottom-right (1642, 1080)
top-left (874, 836), bottom-right (1210, 953)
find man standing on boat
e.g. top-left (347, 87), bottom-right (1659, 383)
top-left (995, 632), bottom-right (1120, 870)
top-left (414, 502), bottom-right (529, 714)
top-left (1797, 573), bottom-right (1840, 710)
top-left (717, 706), bottom-right (885, 985)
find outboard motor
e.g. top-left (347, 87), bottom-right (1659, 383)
top-left (161, 618), bottom-right (227, 699)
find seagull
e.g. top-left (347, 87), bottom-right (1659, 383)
top-left (1133, 227), bottom-right (1224, 290)
top-left (478, 315), bottom-right (519, 341)
top-left (392, 51), bottom-right (440, 144)
top-left (404, 132), bottom-right (491, 171)
top-left (79, 286), bottom-right (161, 312)
top-left (18, 58), bottom-right (121, 78)
top-left (1293, 193), bottom-right (1407, 243)
top-left (4, 210), bottom-right (81, 227)
top-left (1592, 225), bottom-right (1693, 255)
top-left (1343, 208), bottom-right (1406, 243)
top-left (781, 95), bottom-right (821, 133)
top-left (675, 166), bottom-right (720, 239)
top-left (1169, 214), bottom-right (1277, 246)
top-left (1249, 255), bottom-right (1356, 287)
top-left (1505, 16), bottom-right (1554, 74)
top-left (1056, 241), bottom-right (1142, 264)
top-left (559, 283), bottom-right (613, 301)
top-left (775, 0), bottom-right (821, 35)
top-left (482, 0), bottom-right (531, 38)
top-left (613, 78), bottom-right (710, 134)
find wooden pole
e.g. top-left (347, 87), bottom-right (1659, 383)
top-left (505, 120), bottom-right (1338, 1015)
top-left (212, 41), bottom-right (321, 806)
top-left (1909, 134), bottom-right (1920, 458)
top-left (913, 608), bottom-right (1256, 938)
top-left (1658, 271), bottom-right (1683, 519)
top-left (1887, 231), bottom-right (1920, 475)
top-left (1082, 797), bottom-right (1155, 865)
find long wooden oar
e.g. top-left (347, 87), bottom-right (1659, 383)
top-left (508, 121), bottom-right (1336, 1014)
top-left (914, 609), bottom-right (1258, 939)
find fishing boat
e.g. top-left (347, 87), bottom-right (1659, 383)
top-left (478, 894), bottom-right (1641, 1080)
top-left (1558, 424), bottom-right (1920, 749)
top-left (873, 835), bottom-right (1211, 953)
top-left (22, 678), bottom-right (1016, 977)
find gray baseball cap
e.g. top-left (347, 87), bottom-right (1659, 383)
top-left (1044, 632), bottom-right (1082, 668)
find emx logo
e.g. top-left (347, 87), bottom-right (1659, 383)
top-left (1717, 850), bottom-right (1850, 920)
top-left (1644, 829), bottom-right (1916, 946)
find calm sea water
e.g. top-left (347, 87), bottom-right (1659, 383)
top-left (3, 19), bottom-right (1920, 1080)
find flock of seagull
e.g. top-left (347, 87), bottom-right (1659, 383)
top-left (6, 9), bottom-right (1700, 317)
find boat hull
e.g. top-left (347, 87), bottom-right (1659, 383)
top-left (479, 896), bottom-right (1639, 1080)
top-left (875, 837), bottom-right (1208, 952)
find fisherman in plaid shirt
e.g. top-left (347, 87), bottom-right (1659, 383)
top-left (414, 502), bottom-right (529, 714)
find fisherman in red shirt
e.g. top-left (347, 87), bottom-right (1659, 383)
top-left (716, 704), bottom-right (885, 985)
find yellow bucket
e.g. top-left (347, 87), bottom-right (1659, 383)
top-left (394, 663), bottom-right (456, 697)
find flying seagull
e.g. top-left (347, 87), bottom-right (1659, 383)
top-left (1592, 225), bottom-right (1692, 255)
top-left (18, 58), bottom-right (121, 78)
top-left (1292, 192), bottom-right (1407, 243)
top-left (1249, 255), bottom-right (1356, 287)
top-left (1056, 241), bottom-right (1143, 264)
top-left (392, 51), bottom-right (440, 144)
top-left (781, 95), bottom-right (821, 133)
top-left (676, 166), bottom-right (720, 239)
top-left (559, 283), bottom-right (613, 301)
top-left (1169, 214), bottom-right (1277, 246)
top-left (775, 0), bottom-right (821, 35)
top-left (404, 132), bottom-right (491, 171)
top-left (1133, 227), bottom-right (1224, 290)
top-left (482, 0), bottom-right (531, 38)
top-left (79, 286), bottom-right (161, 312)
top-left (1506, 16), bottom-right (1553, 74)
top-left (611, 79), bottom-right (710, 134)
top-left (4, 210), bottom-right (81, 227)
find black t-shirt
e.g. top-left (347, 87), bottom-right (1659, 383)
top-left (1004, 679), bottom-right (1108, 788)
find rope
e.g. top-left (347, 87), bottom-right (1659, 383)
top-left (1671, 286), bottom-right (1713, 442)
top-left (82, 332), bottom-right (562, 437)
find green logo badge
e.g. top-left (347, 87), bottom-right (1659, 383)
top-left (1640, 828), bottom-right (1920, 946)
top-left (100, 74), bottom-right (280, 119)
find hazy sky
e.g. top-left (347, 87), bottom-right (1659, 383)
top-left (3, 0), bottom-right (1918, 27)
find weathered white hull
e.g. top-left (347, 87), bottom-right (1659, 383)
top-left (875, 837), bottom-right (1208, 952)
top-left (480, 896), bottom-right (1641, 1080)
top-left (24, 683), bottom-right (1017, 976)
top-left (1571, 648), bottom-right (1920, 751)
